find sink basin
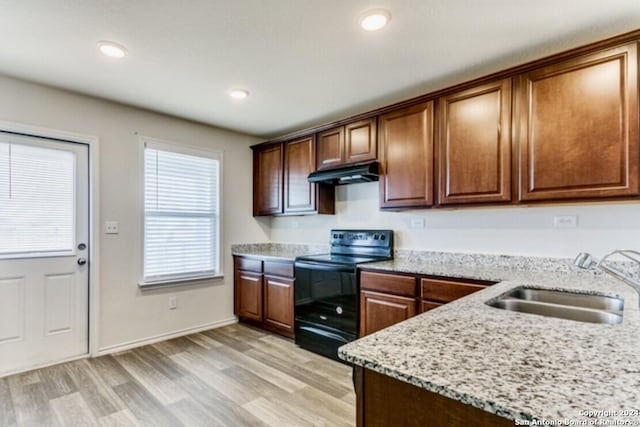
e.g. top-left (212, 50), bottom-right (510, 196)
top-left (502, 287), bottom-right (624, 311)
top-left (487, 287), bottom-right (624, 325)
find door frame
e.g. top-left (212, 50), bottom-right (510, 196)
top-left (0, 120), bottom-right (100, 358)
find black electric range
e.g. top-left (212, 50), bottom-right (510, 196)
top-left (294, 229), bottom-right (394, 362)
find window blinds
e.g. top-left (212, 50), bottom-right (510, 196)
top-left (0, 141), bottom-right (75, 257)
top-left (143, 142), bottom-right (220, 284)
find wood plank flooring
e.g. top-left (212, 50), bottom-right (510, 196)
top-left (0, 323), bottom-right (355, 427)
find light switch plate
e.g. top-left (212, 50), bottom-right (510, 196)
top-left (104, 221), bottom-right (119, 234)
top-left (553, 215), bottom-right (578, 228)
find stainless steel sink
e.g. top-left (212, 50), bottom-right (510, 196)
top-left (502, 288), bottom-right (624, 311)
top-left (487, 287), bottom-right (624, 325)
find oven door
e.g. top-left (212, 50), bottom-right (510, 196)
top-left (294, 261), bottom-right (358, 335)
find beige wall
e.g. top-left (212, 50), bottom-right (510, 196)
top-left (0, 74), bottom-right (269, 351)
top-left (271, 182), bottom-right (640, 259)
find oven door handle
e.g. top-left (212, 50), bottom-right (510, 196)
top-left (294, 261), bottom-right (355, 273)
top-left (298, 326), bottom-right (350, 344)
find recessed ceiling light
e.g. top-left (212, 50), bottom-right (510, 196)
top-left (229, 89), bottom-right (249, 100)
top-left (97, 41), bottom-right (128, 58)
top-left (359, 9), bottom-right (391, 31)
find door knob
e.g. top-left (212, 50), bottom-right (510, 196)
top-left (77, 258), bottom-right (87, 266)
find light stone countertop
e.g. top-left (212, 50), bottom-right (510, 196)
top-left (231, 243), bottom-right (640, 422)
top-left (339, 267), bottom-right (640, 424)
top-left (231, 243), bottom-right (329, 261)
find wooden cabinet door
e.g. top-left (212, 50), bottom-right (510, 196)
top-left (421, 300), bottom-right (442, 313)
top-left (235, 270), bottom-right (263, 321)
top-left (316, 127), bottom-right (344, 170)
top-left (379, 102), bottom-right (435, 208)
top-left (345, 118), bottom-right (377, 164)
top-left (284, 136), bottom-right (317, 213)
top-left (421, 278), bottom-right (486, 303)
top-left (518, 42), bottom-right (639, 201)
top-left (437, 79), bottom-right (512, 205)
top-left (263, 276), bottom-right (294, 333)
top-left (360, 290), bottom-right (416, 336)
top-left (253, 143), bottom-right (283, 216)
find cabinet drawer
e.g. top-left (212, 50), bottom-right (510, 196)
top-left (420, 300), bottom-right (443, 313)
top-left (360, 271), bottom-right (417, 297)
top-left (235, 257), bottom-right (263, 273)
top-left (421, 278), bottom-right (486, 303)
top-left (264, 261), bottom-right (294, 277)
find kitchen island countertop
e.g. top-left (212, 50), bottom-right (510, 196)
top-left (339, 266), bottom-right (640, 423)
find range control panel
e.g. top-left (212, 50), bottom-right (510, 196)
top-left (329, 229), bottom-right (394, 248)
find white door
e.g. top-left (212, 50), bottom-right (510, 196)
top-left (0, 132), bottom-right (89, 376)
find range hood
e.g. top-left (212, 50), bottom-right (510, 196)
top-left (307, 161), bottom-right (379, 185)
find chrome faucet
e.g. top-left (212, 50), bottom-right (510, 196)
top-left (574, 250), bottom-right (640, 307)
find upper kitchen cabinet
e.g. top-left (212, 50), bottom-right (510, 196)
top-left (253, 136), bottom-right (334, 217)
top-left (379, 102), bottom-right (435, 209)
top-left (284, 136), bottom-right (334, 215)
top-left (253, 143), bottom-right (283, 216)
top-left (517, 42), bottom-right (639, 201)
top-left (316, 118), bottom-right (377, 170)
top-left (437, 79), bottom-right (512, 205)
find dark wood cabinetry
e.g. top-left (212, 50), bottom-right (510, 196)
top-left (316, 118), bottom-right (377, 170)
top-left (253, 143), bottom-right (283, 216)
top-left (379, 102), bottom-right (435, 209)
top-left (437, 79), bottom-right (512, 205)
top-left (316, 127), bottom-right (344, 170)
top-left (233, 256), bottom-right (294, 338)
top-left (284, 136), bottom-right (334, 214)
top-left (518, 42), bottom-right (639, 201)
top-left (235, 270), bottom-right (262, 321)
top-left (359, 270), bottom-right (493, 336)
top-left (354, 367), bottom-right (512, 427)
top-left (360, 291), bottom-right (417, 337)
top-left (254, 137), bottom-right (334, 217)
top-left (263, 275), bottom-right (294, 333)
top-left (253, 31), bottom-right (640, 214)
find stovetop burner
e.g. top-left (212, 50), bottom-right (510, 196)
top-left (295, 229), bottom-right (394, 265)
top-left (295, 253), bottom-right (390, 266)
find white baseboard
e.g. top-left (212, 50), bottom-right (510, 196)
top-left (96, 317), bottom-right (238, 356)
top-left (0, 353), bottom-right (89, 379)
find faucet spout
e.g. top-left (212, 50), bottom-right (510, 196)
top-left (574, 250), bottom-right (640, 308)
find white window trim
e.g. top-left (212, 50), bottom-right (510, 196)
top-left (138, 135), bottom-right (223, 287)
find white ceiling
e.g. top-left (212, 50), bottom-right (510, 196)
top-left (1, 1), bottom-right (639, 139)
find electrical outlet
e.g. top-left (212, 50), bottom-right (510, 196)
top-left (553, 215), bottom-right (578, 228)
top-left (410, 218), bottom-right (425, 229)
top-left (104, 221), bottom-right (119, 234)
top-left (169, 296), bottom-right (177, 310)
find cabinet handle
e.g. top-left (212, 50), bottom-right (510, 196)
top-left (268, 281), bottom-right (289, 287)
top-left (241, 276), bottom-right (260, 282)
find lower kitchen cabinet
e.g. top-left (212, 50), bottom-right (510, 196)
top-left (359, 269), bottom-right (494, 336)
top-left (360, 290), bottom-right (417, 337)
top-left (235, 270), bottom-right (263, 321)
top-left (263, 275), bottom-right (294, 333)
top-left (233, 255), bottom-right (295, 338)
top-left (354, 367), bottom-right (512, 427)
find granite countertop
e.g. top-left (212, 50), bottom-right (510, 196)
top-left (231, 243), bottom-right (329, 261)
top-left (231, 243), bottom-right (640, 422)
top-left (339, 269), bottom-right (640, 424)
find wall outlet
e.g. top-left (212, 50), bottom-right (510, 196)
top-left (410, 218), bottom-right (425, 229)
top-left (553, 215), bottom-right (578, 228)
top-left (168, 296), bottom-right (177, 310)
top-left (104, 221), bottom-right (119, 234)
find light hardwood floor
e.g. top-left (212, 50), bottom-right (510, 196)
top-left (0, 323), bottom-right (356, 427)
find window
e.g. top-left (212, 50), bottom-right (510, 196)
top-left (142, 138), bottom-right (221, 285)
top-left (0, 139), bottom-right (75, 258)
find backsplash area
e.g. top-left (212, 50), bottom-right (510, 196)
top-left (269, 182), bottom-right (640, 259)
